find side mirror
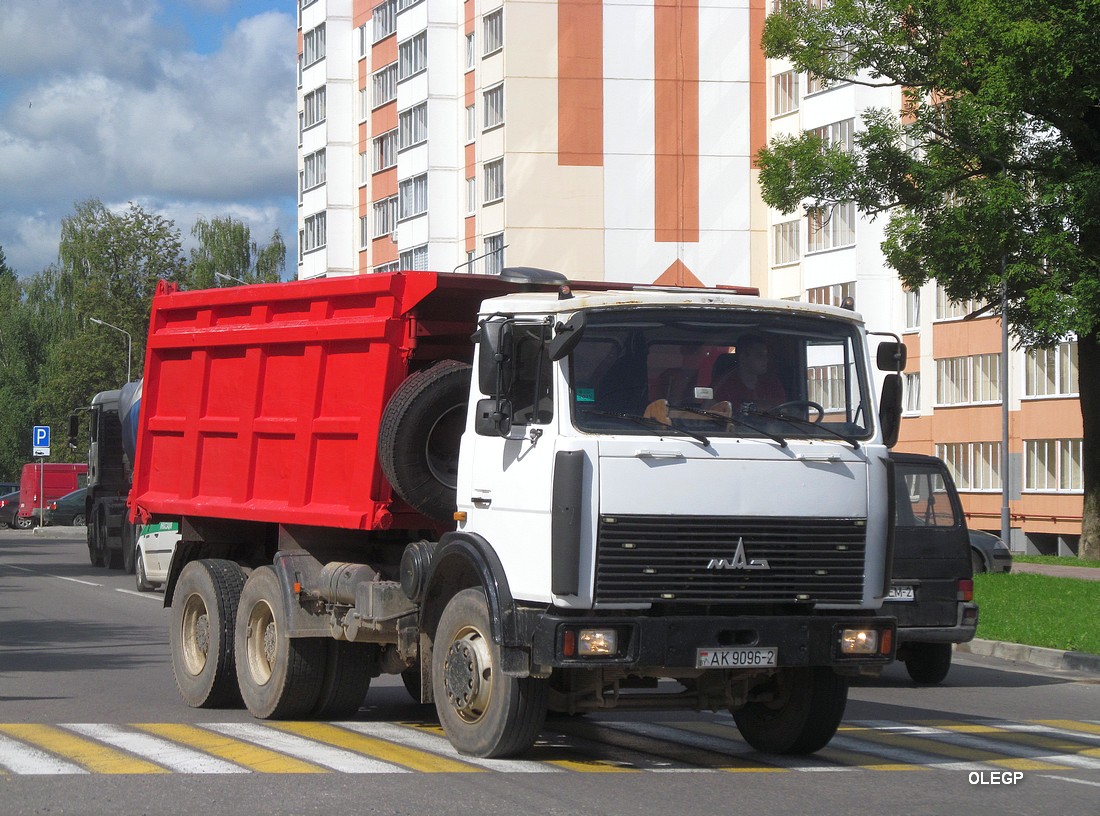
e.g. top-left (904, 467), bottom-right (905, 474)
top-left (876, 341), bottom-right (907, 372)
top-left (67, 413), bottom-right (80, 450)
top-left (474, 398), bottom-right (513, 437)
top-left (547, 313), bottom-right (586, 361)
top-left (477, 317), bottom-right (514, 396)
top-left (878, 373), bottom-right (902, 448)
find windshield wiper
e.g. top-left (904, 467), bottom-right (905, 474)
top-left (581, 408), bottom-right (710, 446)
top-left (748, 409), bottom-right (861, 449)
top-left (665, 404), bottom-right (788, 448)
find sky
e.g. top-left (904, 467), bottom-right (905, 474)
top-left (0, 0), bottom-right (298, 278)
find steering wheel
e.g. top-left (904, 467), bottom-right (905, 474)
top-left (771, 400), bottom-right (825, 423)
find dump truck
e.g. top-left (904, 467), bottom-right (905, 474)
top-left (130, 269), bottom-right (904, 758)
top-left (69, 381), bottom-right (142, 570)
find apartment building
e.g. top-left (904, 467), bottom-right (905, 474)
top-left (297, 0), bottom-right (769, 287)
top-left (762, 54), bottom-right (1083, 557)
top-left (298, 0), bottom-right (1084, 555)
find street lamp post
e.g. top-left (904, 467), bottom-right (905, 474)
top-left (89, 317), bottom-right (132, 383)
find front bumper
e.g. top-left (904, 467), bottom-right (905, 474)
top-left (528, 612), bottom-right (896, 671)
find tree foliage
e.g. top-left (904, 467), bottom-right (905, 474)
top-left (759, 0), bottom-right (1100, 558)
top-left (0, 201), bottom-right (287, 483)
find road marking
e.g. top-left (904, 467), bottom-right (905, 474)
top-left (842, 722), bottom-right (1068, 771)
top-left (269, 722), bottom-right (480, 773)
top-left (202, 722), bottom-right (409, 773)
top-left (0, 733), bottom-right (88, 775)
top-left (0, 724), bottom-right (167, 774)
top-left (134, 724), bottom-right (328, 773)
top-left (1040, 774), bottom-right (1100, 788)
top-left (62, 724), bottom-right (248, 774)
top-left (115, 588), bottom-right (163, 600)
top-left (915, 720), bottom-right (1100, 770)
top-left (0, 562), bottom-right (103, 586)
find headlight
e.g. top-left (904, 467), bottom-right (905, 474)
top-left (840, 629), bottom-right (879, 655)
top-left (578, 629), bottom-right (618, 656)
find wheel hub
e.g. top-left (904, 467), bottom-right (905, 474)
top-left (443, 629), bottom-right (492, 722)
top-left (180, 593), bottom-right (211, 676)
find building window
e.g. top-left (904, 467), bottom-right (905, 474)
top-left (466, 104), bottom-right (476, 142)
top-left (1025, 339), bottom-right (1079, 397)
top-left (806, 281), bottom-right (855, 307)
top-left (302, 148), bottom-right (326, 192)
top-left (398, 102), bottom-right (428, 150)
top-left (373, 63), bottom-right (397, 108)
top-left (399, 173), bottom-right (428, 220)
top-left (302, 86), bottom-right (326, 129)
top-left (466, 177), bottom-right (476, 215)
top-left (935, 353), bottom-right (1001, 406)
top-left (937, 442), bottom-right (1002, 492)
top-left (466, 33), bottom-right (476, 70)
top-left (773, 70), bottom-right (798, 116)
top-left (359, 215), bottom-right (370, 249)
top-left (1025, 438), bottom-right (1083, 492)
top-left (484, 158), bottom-right (504, 203)
top-left (805, 72), bottom-right (831, 96)
top-left (398, 31), bottom-right (428, 81)
top-left (484, 233), bottom-right (504, 275)
top-left (358, 24), bottom-right (368, 58)
top-left (302, 23), bottom-right (326, 67)
top-left (811, 118), bottom-right (854, 152)
top-left (373, 129), bottom-right (397, 172)
top-left (397, 0), bottom-right (422, 10)
top-left (483, 9), bottom-right (503, 55)
top-left (934, 282), bottom-right (983, 320)
top-left (806, 203), bottom-right (855, 253)
top-left (359, 150), bottom-right (369, 186)
top-left (903, 372), bottom-right (921, 413)
top-left (905, 289), bottom-right (920, 330)
top-left (399, 244), bottom-right (429, 270)
top-left (375, 261), bottom-right (400, 274)
top-left (483, 83), bottom-right (504, 129)
top-left (373, 195), bottom-right (398, 238)
top-left (373, 0), bottom-right (396, 42)
top-left (772, 220), bottom-right (800, 266)
top-left (303, 212), bottom-right (326, 253)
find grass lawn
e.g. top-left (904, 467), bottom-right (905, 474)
top-left (974, 572), bottom-right (1100, 655)
top-left (1013, 554), bottom-right (1100, 569)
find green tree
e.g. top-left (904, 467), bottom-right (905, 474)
top-left (188, 216), bottom-right (286, 289)
top-left (758, 0), bottom-right (1100, 559)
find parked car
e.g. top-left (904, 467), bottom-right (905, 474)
top-left (0, 490), bottom-right (21, 528)
top-left (887, 453), bottom-right (980, 685)
top-left (0, 482), bottom-right (18, 494)
top-left (32, 487), bottom-right (88, 527)
top-left (969, 529), bottom-right (1013, 573)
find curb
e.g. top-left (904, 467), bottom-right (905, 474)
top-left (957, 638), bottom-right (1100, 676)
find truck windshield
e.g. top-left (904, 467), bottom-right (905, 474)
top-left (566, 307), bottom-right (873, 442)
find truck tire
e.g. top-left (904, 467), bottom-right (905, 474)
top-left (87, 511), bottom-right (104, 567)
top-left (122, 522), bottom-right (137, 575)
top-left (432, 587), bottom-right (548, 758)
top-left (170, 559), bottom-right (246, 708)
top-left (235, 566), bottom-right (326, 719)
top-left (904, 642), bottom-right (953, 685)
top-left (311, 640), bottom-right (374, 719)
top-left (732, 666), bottom-right (849, 754)
top-left (379, 360), bottom-right (471, 524)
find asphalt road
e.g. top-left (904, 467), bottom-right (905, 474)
top-left (1, 527), bottom-right (1098, 816)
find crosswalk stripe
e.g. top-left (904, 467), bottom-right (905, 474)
top-left (0, 733), bottom-right (88, 775)
top-left (908, 721), bottom-right (1100, 770)
top-left (202, 723), bottom-right (409, 773)
top-left (134, 724), bottom-right (328, 773)
top-left (0, 724), bottom-right (167, 774)
top-left (839, 723), bottom-right (1069, 771)
top-left (62, 724), bottom-right (249, 774)
top-left (345, 722), bottom-right (562, 772)
top-left (1036, 720), bottom-right (1100, 738)
top-left (269, 722), bottom-right (480, 773)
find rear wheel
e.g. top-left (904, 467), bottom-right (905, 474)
top-left (235, 566), bottom-right (326, 719)
top-left (170, 559), bottom-right (247, 708)
top-left (905, 642), bottom-right (953, 685)
top-left (87, 510), bottom-right (105, 567)
top-left (971, 549), bottom-right (986, 574)
top-left (122, 522), bottom-right (137, 574)
top-left (72, 513), bottom-right (86, 527)
top-left (13, 514), bottom-right (33, 530)
top-left (732, 667), bottom-right (849, 754)
top-left (432, 587), bottom-right (548, 757)
top-left (135, 546), bottom-right (156, 592)
top-left (311, 640), bottom-right (375, 719)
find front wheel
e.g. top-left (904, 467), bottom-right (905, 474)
top-left (732, 666), bottom-right (849, 754)
top-left (13, 515), bottom-right (33, 530)
top-left (904, 643), bottom-right (953, 685)
top-left (170, 559), bottom-right (247, 708)
top-left (235, 566), bottom-right (326, 719)
top-left (432, 587), bottom-right (548, 758)
top-left (72, 513), bottom-right (86, 527)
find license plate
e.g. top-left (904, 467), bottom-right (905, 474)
top-left (887, 585), bottom-right (915, 601)
top-left (696, 647), bottom-right (778, 668)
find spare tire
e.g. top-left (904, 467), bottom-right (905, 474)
top-left (379, 360), bottom-right (472, 523)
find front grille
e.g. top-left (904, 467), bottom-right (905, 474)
top-left (595, 515), bottom-right (867, 605)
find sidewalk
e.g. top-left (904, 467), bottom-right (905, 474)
top-left (1010, 561), bottom-right (1100, 581)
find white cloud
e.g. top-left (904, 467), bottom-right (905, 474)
top-left (0, 3), bottom-right (297, 277)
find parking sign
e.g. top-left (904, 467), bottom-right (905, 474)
top-left (32, 425), bottom-right (50, 457)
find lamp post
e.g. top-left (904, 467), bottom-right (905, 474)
top-left (89, 317), bottom-right (132, 383)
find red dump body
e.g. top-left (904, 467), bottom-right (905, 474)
top-left (131, 272), bottom-right (531, 532)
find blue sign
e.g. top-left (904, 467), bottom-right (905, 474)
top-left (33, 425), bottom-right (50, 456)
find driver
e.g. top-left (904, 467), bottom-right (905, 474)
top-left (713, 333), bottom-right (787, 413)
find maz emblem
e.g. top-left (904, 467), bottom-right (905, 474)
top-left (706, 537), bottom-right (770, 571)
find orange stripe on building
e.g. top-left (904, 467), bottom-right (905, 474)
top-left (654, 0), bottom-right (699, 242)
top-left (558, 0), bottom-right (603, 166)
top-left (749, 0), bottom-right (766, 165)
